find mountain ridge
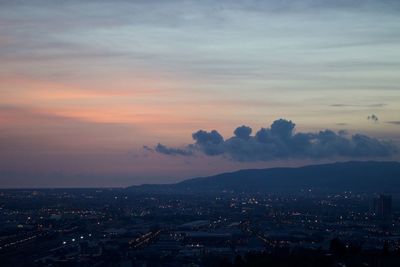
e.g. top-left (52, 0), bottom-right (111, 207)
top-left (127, 161), bottom-right (400, 193)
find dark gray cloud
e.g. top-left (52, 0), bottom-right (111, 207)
top-left (234, 125), bottom-right (252, 139)
top-left (367, 114), bottom-right (379, 122)
top-left (270, 119), bottom-right (295, 140)
top-left (153, 118), bottom-right (398, 161)
top-left (190, 130), bottom-right (225, 156)
top-left (155, 144), bottom-right (192, 156)
top-left (192, 130), bottom-right (224, 145)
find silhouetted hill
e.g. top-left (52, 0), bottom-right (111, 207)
top-left (127, 161), bottom-right (400, 194)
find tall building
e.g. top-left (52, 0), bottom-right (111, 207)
top-left (373, 194), bottom-right (392, 219)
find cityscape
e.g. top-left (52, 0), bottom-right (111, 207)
top-left (0, 188), bottom-right (399, 266)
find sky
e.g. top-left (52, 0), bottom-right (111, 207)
top-left (0, 0), bottom-right (400, 187)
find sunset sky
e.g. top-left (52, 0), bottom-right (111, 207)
top-left (1, 0), bottom-right (399, 187)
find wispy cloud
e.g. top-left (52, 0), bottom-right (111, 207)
top-left (367, 114), bottom-right (379, 123)
top-left (154, 143), bottom-right (192, 156)
top-left (330, 103), bottom-right (386, 108)
top-left (386, 121), bottom-right (400, 125)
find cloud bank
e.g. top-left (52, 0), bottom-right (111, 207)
top-left (152, 119), bottom-right (398, 161)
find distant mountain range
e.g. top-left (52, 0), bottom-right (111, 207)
top-left (127, 161), bottom-right (400, 194)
